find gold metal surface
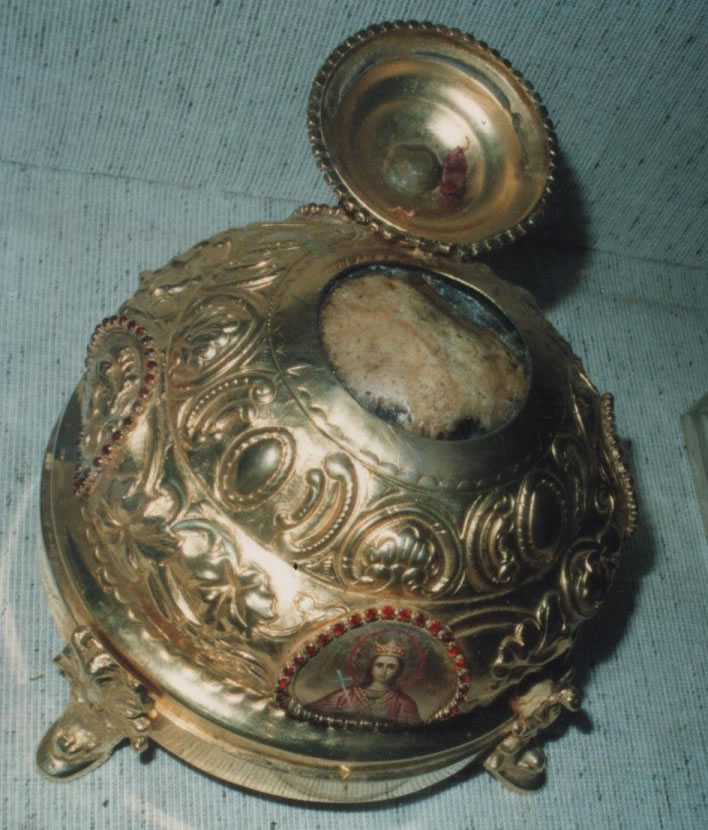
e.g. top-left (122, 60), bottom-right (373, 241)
top-left (38, 208), bottom-right (636, 801)
top-left (483, 671), bottom-right (581, 792)
top-left (37, 22), bottom-right (637, 803)
top-left (36, 627), bottom-right (153, 781)
top-left (309, 22), bottom-right (555, 258)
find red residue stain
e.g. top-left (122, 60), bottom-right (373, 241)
top-left (391, 205), bottom-right (417, 220)
top-left (440, 146), bottom-right (468, 196)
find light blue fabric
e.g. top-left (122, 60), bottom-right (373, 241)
top-left (2, 2), bottom-right (707, 828)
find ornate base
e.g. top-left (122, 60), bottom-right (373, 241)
top-left (38, 625), bottom-right (581, 800)
top-left (37, 627), bottom-right (154, 781)
top-left (484, 672), bottom-right (581, 792)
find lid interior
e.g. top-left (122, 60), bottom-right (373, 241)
top-left (310, 23), bottom-right (554, 255)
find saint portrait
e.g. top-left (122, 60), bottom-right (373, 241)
top-left (309, 639), bottom-right (421, 725)
top-left (288, 620), bottom-right (460, 727)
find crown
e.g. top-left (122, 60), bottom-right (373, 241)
top-left (374, 639), bottom-right (406, 659)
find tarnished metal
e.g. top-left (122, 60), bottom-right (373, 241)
top-left (37, 22), bottom-right (636, 803)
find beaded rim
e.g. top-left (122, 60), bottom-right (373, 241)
top-left (276, 604), bottom-right (472, 729)
top-left (308, 20), bottom-right (557, 260)
top-left (599, 394), bottom-right (639, 537)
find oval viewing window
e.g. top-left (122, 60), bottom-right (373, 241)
top-left (319, 264), bottom-right (529, 440)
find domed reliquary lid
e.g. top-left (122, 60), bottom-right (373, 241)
top-left (38, 22), bottom-right (636, 802)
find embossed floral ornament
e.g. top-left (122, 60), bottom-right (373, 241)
top-left (338, 505), bottom-right (461, 598)
top-left (168, 292), bottom-right (264, 390)
top-left (364, 525), bottom-right (438, 590)
top-left (492, 592), bottom-right (571, 688)
top-left (562, 531), bottom-right (621, 619)
top-left (172, 521), bottom-right (277, 634)
top-left (194, 556), bottom-right (276, 632)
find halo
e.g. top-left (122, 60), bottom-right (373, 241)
top-left (346, 624), bottom-right (427, 691)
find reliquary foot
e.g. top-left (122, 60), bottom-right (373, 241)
top-left (37, 627), bottom-right (155, 781)
top-left (483, 672), bottom-right (581, 793)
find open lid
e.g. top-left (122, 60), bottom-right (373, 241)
top-left (308, 21), bottom-right (555, 258)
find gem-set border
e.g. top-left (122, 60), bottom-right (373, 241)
top-left (276, 604), bottom-right (472, 728)
top-left (73, 315), bottom-right (160, 497)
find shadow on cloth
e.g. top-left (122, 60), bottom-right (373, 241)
top-left (481, 147), bottom-right (589, 310)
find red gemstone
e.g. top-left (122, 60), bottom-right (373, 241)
top-left (449, 706), bottom-right (460, 716)
top-left (413, 613), bottom-right (428, 627)
top-left (146, 360), bottom-right (158, 370)
top-left (278, 677), bottom-right (289, 690)
top-left (101, 444), bottom-right (112, 456)
top-left (459, 684), bottom-right (470, 696)
top-left (317, 633), bottom-right (330, 646)
top-left (440, 631), bottom-right (453, 642)
top-left (332, 623), bottom-right (346, 637)
top-left (144, 348), bottom-right (155, 357)
top-left (455, 655), bottom-right (467, 668)
top-left (305, 643), bottom-right (318, 656)
top-left (365, 608), bottom-right (378, 622)
top-left (122, 416), bottom-right (134, 427)
top-left (459, 672), bottom-right (472, 684)
top-left (293, 654), bottom-right (305, 666)
top-left (397, 608), bottom-right (411, 621)
top-left (118, 315), bottom-right (128, 325)
top-left (92, 456), bottom-right (102, 468)
top-left (139, 386), bottom-right (150, 398)
top-left (144, 373), bottom-right (155, 384)
top-left (135, 326), bottom-right (146, 336)
top-left (283, 665), bottom-right (294, 677)
top-left (349, 614), bottom-right (363, 627)
top-left (381, 605), bottom-right (394, 619)
top-left (428, 620), bottom-right (442, 634)
top-left (111, 430), bottom-right (123, 442)
top-left (447, 644), bottom-right (461, 658)
top-left (127, 320), bottom-right (136, 330)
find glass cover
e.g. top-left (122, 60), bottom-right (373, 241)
top-left (320, 264), bottom-right (529, 439)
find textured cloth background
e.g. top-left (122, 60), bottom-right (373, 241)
top-left (1, 1), bottom-right (707, 828)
